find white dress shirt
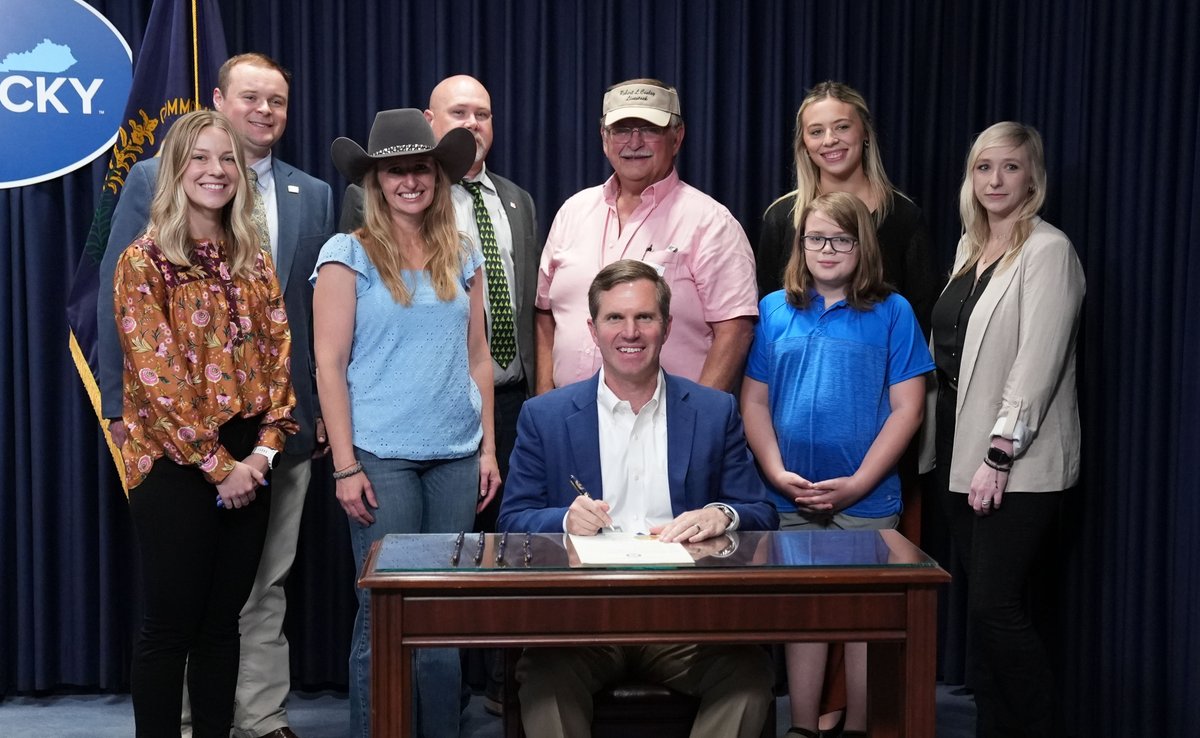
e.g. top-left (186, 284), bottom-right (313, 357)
top-left (595, 368), bottom-right (672, 534)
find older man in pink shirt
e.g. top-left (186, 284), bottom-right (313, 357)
top-left (535, 78), bottom-right (758, 394)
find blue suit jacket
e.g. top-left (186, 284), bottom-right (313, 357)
top-left (497, 373), bottom-right (779, 533)
top-left (97, 156), bottom-right (335, 454)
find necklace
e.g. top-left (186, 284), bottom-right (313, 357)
top-left (978, 232), bottom-right (1012, 270)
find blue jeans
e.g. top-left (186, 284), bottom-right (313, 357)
top-left (348, 450), bottom-right (479, 738)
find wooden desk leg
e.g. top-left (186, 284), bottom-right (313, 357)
top-left (905, 586), bottom-right (938, 736)
top-left (868, 640), bottom-right (903, 738)
top-left (867, 586), bottom-right (939, 738)
top-left (369, 592), bottom-right (410, 737)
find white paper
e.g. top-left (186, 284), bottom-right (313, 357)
top-left (568, 533), bottom-right (695, 567)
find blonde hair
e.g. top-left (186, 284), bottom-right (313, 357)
top-left (146, 110), bottom-right (260, 278)
top-left (954, 121), bottom-right (1047, 279)
top-left (772, 81), bottom-right (895, 231)
top-left (355, 159), bottom-right (465, 304)
top-left (784, 192), bottom-right (889, 311)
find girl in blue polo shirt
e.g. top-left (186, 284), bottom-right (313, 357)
top-left (741, 191), bottom-right (933, 738)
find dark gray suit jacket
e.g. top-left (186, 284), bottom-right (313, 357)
top-left (338, 171), bottom-right (540, 393)
top-left (97, 157), bottom-right (335, 455)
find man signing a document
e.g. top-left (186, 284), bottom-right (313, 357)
top-left (498, 259), bottom-right (778, 738)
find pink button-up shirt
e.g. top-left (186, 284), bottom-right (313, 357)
top-left (537, 170), bottom-right (758, 388)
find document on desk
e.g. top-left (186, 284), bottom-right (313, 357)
top-left (568, 533), bottom-right (695, 567)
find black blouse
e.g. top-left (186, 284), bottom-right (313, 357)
top-left (930, 260), bottom-right (999, 390)
top-left (756, 192), bottom-right (940, 334)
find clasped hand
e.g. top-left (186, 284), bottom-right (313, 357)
top-left (216, 456), bottom-right (268, 509)
top-left (773, 470), bottom-right (866, 515)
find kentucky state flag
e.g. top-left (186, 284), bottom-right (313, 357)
top-left (65, 0), bottom-right (227, 485)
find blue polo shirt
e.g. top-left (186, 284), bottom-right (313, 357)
top-left (745, 290), bottom-right (933, 517)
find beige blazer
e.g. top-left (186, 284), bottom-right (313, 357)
top-left (936, 218), bottom-right (1085, 493)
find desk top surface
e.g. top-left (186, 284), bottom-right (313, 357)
top-left (367, 529), bottom-right (938, 575)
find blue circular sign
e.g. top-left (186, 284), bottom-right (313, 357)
top-left (0, 0), bottom-right (132, 188)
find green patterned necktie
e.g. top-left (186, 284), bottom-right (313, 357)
top-left (246, 168), bottom-right (270, 250)
top-left (462, 180), bottom-right (516, 368)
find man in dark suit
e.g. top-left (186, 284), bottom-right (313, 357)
top-left (498, 260), bottom-right (777, 738)
top-left (425, 74), bottom-right (540, 533)
top-left (97, 53), bottom-right (334, 738)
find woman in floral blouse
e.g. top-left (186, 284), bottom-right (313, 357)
top-left (112, 109), bottom-right (297, 738)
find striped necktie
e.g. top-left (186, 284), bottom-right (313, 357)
top-left (246, 168), bottom-right (270, 251)
top-left (462, 180), bottom-right (516, 369)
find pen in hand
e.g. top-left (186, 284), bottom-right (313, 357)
top-left (568, 474), bottom-right (589, 498)
top-left (568, 475), bottom-right (617, 533)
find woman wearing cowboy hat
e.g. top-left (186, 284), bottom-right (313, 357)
top-left (312, 108), bottom-right (499, 738)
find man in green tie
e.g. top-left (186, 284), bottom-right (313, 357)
top-left (427, 74), bottom-right (541, 718)
top-left (424, 75), bottom-right (540, 533)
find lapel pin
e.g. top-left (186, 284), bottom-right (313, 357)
top-left (509, 201), bottom-right (517, 209)
top-left (288, 185), bottom-right (300, 194)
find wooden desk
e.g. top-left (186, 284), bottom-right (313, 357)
top-left (359, 530), bottom-right (949, 737)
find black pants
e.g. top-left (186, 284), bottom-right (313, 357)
top-left (934, 388), bottom-right (1061, 737)
top-left (128, 416), bottom-right (271, 738)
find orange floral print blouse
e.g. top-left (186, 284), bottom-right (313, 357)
top-left (113, 237), bottom-right (298, 488)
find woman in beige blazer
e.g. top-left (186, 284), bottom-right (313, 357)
top-left (929, 122), bottom-right (1084, 738)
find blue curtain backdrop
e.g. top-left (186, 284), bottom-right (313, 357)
top-left (1, 1), bottom-right (1196, 735)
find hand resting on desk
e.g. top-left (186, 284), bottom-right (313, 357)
top-left (653, 506), bottom-right (731, 542)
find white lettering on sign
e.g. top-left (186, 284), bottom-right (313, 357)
top-left (0, 75), bottom-right (104, 113)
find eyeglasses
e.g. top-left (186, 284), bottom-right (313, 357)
top-left (605, 125), bottom-right (670, 144)
top-left (801, 234), bottom-right (858, 253)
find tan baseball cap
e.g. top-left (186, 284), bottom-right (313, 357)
top-left (602, 82), bottom-right (681, 126)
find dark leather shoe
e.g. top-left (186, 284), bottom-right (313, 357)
top-left (258, 729), bottom-right (300, 738)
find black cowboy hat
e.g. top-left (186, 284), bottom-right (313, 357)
top-left (330, 108), bottom-right (475, 184)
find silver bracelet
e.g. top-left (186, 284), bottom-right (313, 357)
top-left (332, 461), bottom-right (364, 480)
